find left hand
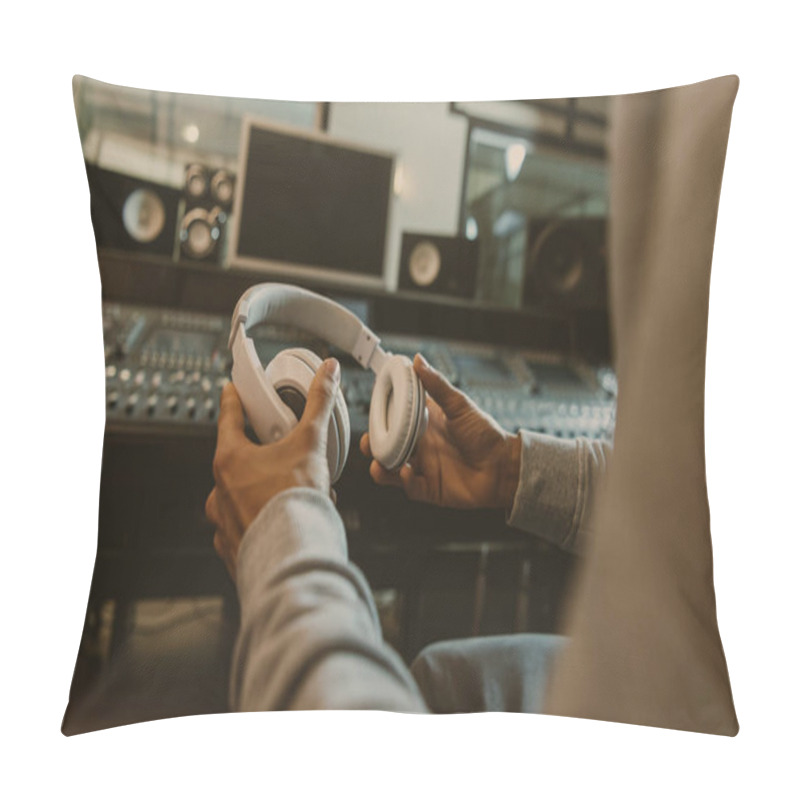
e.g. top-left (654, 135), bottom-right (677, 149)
top-left (360, 354), bottom-right (521, 511)
top-left (205, 358), bottom-right (340, 580)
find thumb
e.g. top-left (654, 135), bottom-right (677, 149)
top-left (216, 382), bottom-right (250, 449)
top-left (300, 357), bottom-right (340, 443)
top-left (414, 353), bottom-right (471, 418)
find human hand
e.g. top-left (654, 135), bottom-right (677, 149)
top-left (205, 358), bottom-right (341, 580)
top-left (360, 354), bottom-right (521, 511)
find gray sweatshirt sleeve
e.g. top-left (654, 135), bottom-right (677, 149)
top-left (506, 430), bottom-right (612, 554)
top-left (229, 486), bottom-right (427, 713)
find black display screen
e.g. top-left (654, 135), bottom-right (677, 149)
top-left (236, 125), bottom-right (393, 278)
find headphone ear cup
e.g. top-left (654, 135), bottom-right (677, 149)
top-left (368, 355), bottom-right (427, 471)
top-left (263, 348), bottom-right (350, 484)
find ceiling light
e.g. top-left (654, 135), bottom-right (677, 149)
top-left (504, 142), bottom-right (527, 182)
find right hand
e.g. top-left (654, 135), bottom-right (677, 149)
top-left (205, 358), bottom-right (341, 580)
top-left (360, 354), bottom-right (521, 511)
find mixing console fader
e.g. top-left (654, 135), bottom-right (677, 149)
top-left (103, 304), bottom-right (232, 430)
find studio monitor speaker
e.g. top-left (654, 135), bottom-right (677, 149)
top-left (179, 164), bottom-right (236, 264)
top-left (523, 217), bottom-right (608, 311)
top-left (184, 164), bottom-right (236, 210)
top-left (85, 163), bottom-right (181, 257)
top-left (399, 232), bottom-right (479, 300)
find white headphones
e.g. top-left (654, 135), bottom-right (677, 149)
top-left (229, 283), bottom-right (428, 483)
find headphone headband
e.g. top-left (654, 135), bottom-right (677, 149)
top-left (229, 282), bottom-right (427, 475)
top-left (229, 283), bottom-right (388, 374)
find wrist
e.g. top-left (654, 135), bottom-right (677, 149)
top-left (498, 432), bottom-right (522, 512)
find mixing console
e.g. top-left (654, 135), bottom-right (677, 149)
top-left (102, 302), bottom-right (616, 441)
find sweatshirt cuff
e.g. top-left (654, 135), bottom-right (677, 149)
top-left (506, 429), bottom-right (583, 551)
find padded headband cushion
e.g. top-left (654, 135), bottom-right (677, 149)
top-left (238, 283), bottom-right (367, 362)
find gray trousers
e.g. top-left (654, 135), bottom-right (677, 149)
top-left (411, 633), bottom-right (566, 714)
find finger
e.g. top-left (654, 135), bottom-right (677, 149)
top-left (399, 463), bottom-right (430, 503)
top-left (300, 358), bottom-right (340, 442)
top-left (369, 459), bottom-right (403, 488)
top-left (414, 354), bottom-right (471, 418)
top-left (217, 383), bottom-right (249, 450)
top-left (359, 432), bottom-right (372, 458)
top-left (407, 444), bottom-right (425, 474)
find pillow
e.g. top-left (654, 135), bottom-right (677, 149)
top-left (63, 75), bottom-right (738, 736)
